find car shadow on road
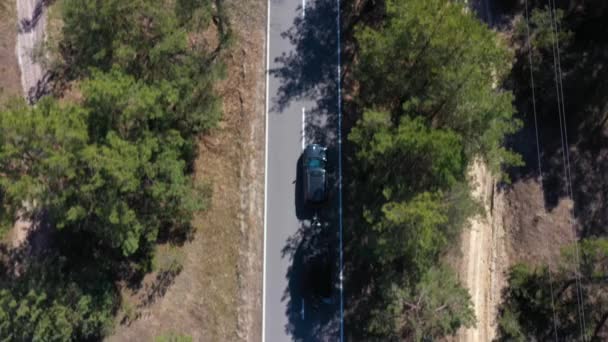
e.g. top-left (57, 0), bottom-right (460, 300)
top-left (290, 150), bottom-right (341, 341)
top-left (281, 214), bottom-right (339, 341)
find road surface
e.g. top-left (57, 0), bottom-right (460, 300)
top-left (262, 0), bottom-right (342, 341)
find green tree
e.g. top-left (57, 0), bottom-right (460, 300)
top-left (348, 111), bottom-right (478, 337)
top-left (60, 0), bottom-right (223, 135)
top-left (346, 0), bottom-right (522, 339)
top-left (0, 98), bottom-right (88, 232)
top-left (350, 111), bottom-right (465, 200)
top-left (369, 266), bottom-right (476, 340)
top-left (497, 239), bottom-right (608, 341)
top-left (497, 264), bottom-right (564, 341)
top-left (0, 0), bottom-right (224, 340)
top-left (355, 0), bottom-right (521, 173)
top-left (175, 0), bottom-right (212, 29)
top-left (0, 258), bottom-right (115, 342)
top-left (0, 75), bottom-right (207, 258)
top-left (512, 6), bottom-right (573, 109)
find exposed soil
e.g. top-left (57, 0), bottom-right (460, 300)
top-left (107, 0), bottom-right (266, 341)
top-left (454, 170), bottom-right (574, 342)
top-left (503, 179), bottom-right (574, 269)
top-left (6, 210), bottom-right (32, 248)
top-left (15, 0), bottom-right (50, 103)
top-left (453, 161), bottom-right (507, 342)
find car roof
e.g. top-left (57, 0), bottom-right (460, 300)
top-left (306, 173), bottom-right (326, 202)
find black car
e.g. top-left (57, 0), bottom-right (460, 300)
top-left (302, 144), bottom-right (328, 204)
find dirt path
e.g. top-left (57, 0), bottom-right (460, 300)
top-left (15, 0), bottom-right (48, 102)
top-left (455, 162), bottom-right (574, 342)
top-left (457, 161), bottom-right (508, 342)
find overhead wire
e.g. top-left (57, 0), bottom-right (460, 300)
top-left (546, 0), bottom-right (588, 340)
top-left (522, 1), bottom-right (560, 340)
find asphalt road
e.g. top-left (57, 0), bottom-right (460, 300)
top-left (263, 0), bottom-right (342, 341)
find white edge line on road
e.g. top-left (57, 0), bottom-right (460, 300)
top-left (302, 107), bottom-right (306, 149)
top-left (262, 0), bottom-right (270, 339)
top-left (337, 0), bottom-right (344, 340)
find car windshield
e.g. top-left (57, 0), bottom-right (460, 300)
top-left (308, 158), bottom-right (322, 169)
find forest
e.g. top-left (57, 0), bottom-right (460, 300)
top-left (0, 0), bottom-right (228, 339)
top-left (343, 0), bottom-right (521, 339)
top-left (342, 0), bottom-right (608, 340)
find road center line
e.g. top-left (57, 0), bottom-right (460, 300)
top-left (302, 107), bottom-right (306, 149)
top-left (301, 298), bottom-right (305, 320)
top-left (302, 0), bottom-right (306, 17)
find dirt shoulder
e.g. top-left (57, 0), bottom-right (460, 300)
top-left (452, 161), bottom-right (507, 342)
top-left (107, 0), bottom-right (266, 341)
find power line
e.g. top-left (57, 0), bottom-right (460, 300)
top-left (522, 1), bottom-right (560, 340)
top-left (546, 1), bottom-right (588, 340)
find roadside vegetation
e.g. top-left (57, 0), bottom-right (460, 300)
top-left (343, 0), bottom-right (521, 340)
top-left (154, 332), bottom-right (193, 342)
top-left (0, 0), bottom-right (20, 105)
top-left (0, 0), bottom-right (229, 339)
top-left (495, 1), bottom-right (608, 340)
top-left (498, 239), bottom-right (608, 341)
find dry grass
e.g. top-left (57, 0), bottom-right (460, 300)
top-left (107, 0), bottom-right (266, 341)
top-left (0, 0), bottom-right (21, 105)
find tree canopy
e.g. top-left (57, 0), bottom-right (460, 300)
top-left (355, 0), bottom-right (521, 174)
top-left (346, 0), bottom-right (521, 339)
top-left (498, 239), bottom-right (608, 341)
top-left (0, 0), bottom-right (226, 339)
top-left (0, 258), bottom-right (116, 342)
top-left (0, 72), bottom-right (206, 258)
top-left (369, 266), bottom-right (476, 340)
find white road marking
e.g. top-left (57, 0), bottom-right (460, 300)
top-left (302, 107), bottom-right (306, 149)
top-left (263, 0), bottom-right (342, 339)
top-left (301, 298), bottom-right (306, 320)
top-left (262, 0), bottom-right (270, 339)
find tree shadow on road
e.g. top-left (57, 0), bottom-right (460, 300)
top-left (269, 0), bottom-right (340, 149)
